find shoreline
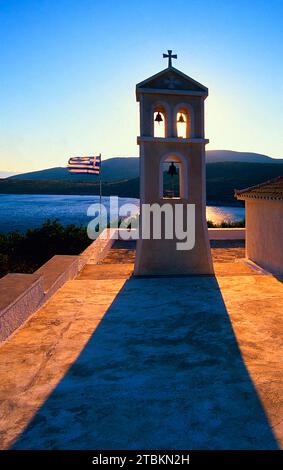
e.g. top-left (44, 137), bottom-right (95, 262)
top-left (0, 192), bottom-right (244, 208)
top-left (0, 194), bottom-right (245, 234)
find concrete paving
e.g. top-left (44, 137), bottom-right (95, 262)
top-left (0, 244), bottom-right (282, 450)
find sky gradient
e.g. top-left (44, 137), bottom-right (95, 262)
top-left (0, 0), bottom-right (283, 172)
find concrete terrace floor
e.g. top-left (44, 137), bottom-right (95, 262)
top-left (0, 241), bottom-right (282, 449)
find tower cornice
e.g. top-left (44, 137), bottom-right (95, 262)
top-left (137, 137), bottom-right (209, 145)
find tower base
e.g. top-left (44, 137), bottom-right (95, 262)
top-left (134, 232), bottom-right (214, 276)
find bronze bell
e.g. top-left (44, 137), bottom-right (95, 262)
top-left (177, 113), bottom-right (185, 123)
top-left (167, 162), bottom-right (178, 177)
top-left (154, 112), bottom-right (163, 123)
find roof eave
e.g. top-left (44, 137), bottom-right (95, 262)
top-left (136, 66), bottom-right (208, 101)
top-left (235, 191), bottom-right (283, 202)
top-left (234, 176), bottom-right (283, 201)
top-left (136, 87), bottom-right (208, 101)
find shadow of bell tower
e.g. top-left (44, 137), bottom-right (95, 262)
top-left (134, 51), bottom-right (214, 275)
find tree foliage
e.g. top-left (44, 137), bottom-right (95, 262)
top-left (0, 220), bottom-right (91, 277)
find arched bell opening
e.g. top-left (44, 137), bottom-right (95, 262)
top-left (174, 103), bottom-right (194, 139)
top-left (153, 106), bottom-right (166, 138)
top-left (176, 111), bottom-right (188, 138)
top-left (159, 154), bottom-right (188, 199)
top-left (152, 102), bottom-right (170, 138)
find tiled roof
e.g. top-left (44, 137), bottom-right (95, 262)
top-left (235, 176), bottom-right (283, 201)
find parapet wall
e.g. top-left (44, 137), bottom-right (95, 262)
top-left (79, 228), bottom-right (118, 267)
top-left (0, 228), bottom-right (118, 343)
top-left (208, 228), bottom-right (245, 240)
top-left (0, 274), bottom-right (44, 343)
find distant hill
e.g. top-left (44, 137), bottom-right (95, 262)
top-left (0, 171), bottom-right (19, 179)
top-left (9, 158), bottom-right (139, 183)
top-left (7, 151), bottom-right (283, 183)
top-left (206, 150), bottom-right (283, 164)
top-left (2, 162), bottom-right (283, 206)
top-left (206, 162), bottom-right (283, 204)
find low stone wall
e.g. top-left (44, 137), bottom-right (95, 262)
top-left (110, 227), bottom-right (246, 241)
top-left (0, 228), bottom-right (117, 343)
top-left (35, 255), bottom-right (80, 301)
top-left (208, 228), bottom-right (245, 240)
top-left (0, 274), bottom-right (44, 342)
top-left (0, 255), bottom-right (82, 343)
top-left (79, 228), bottom-right (118, 267)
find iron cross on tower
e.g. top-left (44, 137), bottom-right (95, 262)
top-left (163, 50), bottom-right (177, 68)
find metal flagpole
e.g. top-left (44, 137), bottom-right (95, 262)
top-left (99, 154), bottom-right (102, 233)
top-left (97, 154), bottom-right (103, 260)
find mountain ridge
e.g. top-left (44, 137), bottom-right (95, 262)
top-left (6, 150), bottom-right (283, 183)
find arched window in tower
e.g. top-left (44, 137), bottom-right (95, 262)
top-left (176, 111), bottom-right (189, 138)
top-left (161, 156), bottom-right (183, 199)
top-left (154, 110), bottom-right (166, 138)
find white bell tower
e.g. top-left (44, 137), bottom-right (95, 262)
top-left (134, 51), bottom-right (213, 275)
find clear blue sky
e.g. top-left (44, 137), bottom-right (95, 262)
top-left (0, 0), bottom-right (283, 172)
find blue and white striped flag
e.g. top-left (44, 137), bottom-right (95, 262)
top-left (68, 155), bottom-right (101, 175)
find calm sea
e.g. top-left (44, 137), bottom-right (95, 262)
top-left (0, 194), bottom-right (245, 233)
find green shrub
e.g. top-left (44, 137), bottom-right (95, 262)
top-left (207, 219), bottom-right (245, 228)
top-left (0, 220), bottom-right (91, 277)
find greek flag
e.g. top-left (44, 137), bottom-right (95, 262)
top-left (68, 155), bottom-right (101, 175)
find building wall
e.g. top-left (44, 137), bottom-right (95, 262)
top-left (246, 199), bottom-right (283, 274)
